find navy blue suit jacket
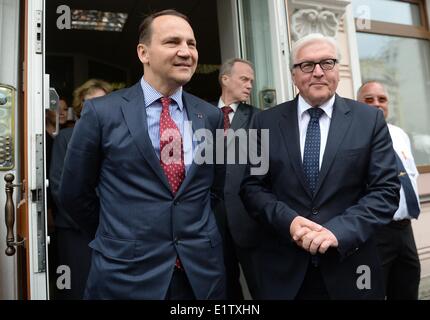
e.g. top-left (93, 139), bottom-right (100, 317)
top-left (240, 95), bottom-right (400, 299)
top-left (60, 82), bottom-right (226, 299)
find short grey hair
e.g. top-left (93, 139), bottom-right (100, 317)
top-left (219, 58), bottom-right (254, 86)
top-left (289, 33), bottom-right (341, 70)
top-left (357, 80), bottom-right (390, 100)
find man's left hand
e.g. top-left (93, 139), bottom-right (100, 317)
top-left (296, 227), bottom-right (338, 254)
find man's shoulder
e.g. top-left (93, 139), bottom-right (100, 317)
top-left (88, 83), bottom-right (138, 108)
top-left (388, 123), bottom-right (410, 141)
top-left (56, 126), bottom-right (74, 141)
top-left (240, 102), bottom-right (260, 114)
top-left (183, 91), bottom-right (222, 117)
top-left (258, 99), bottom-right (295, 118)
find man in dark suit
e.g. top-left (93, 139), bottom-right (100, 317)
top-left (240, 33), bottom-right (400, 299)
top-left (59, 10), bottom-right (226, 300)
top-left (214, 58), bottom-right (260, 299)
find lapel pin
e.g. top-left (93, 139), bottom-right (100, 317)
top-left (399, 171), bottom-right (407, 177)
top-left (197, 113), bottom-right (203, 119)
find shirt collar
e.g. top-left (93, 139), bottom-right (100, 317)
top-left (140, 77), bottom-right (183, 111)
top-left (217, 98), bottom-right (239, 113)
top-left (298, 94), bottom-right (335, 119)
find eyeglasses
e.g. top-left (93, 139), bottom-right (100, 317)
top-left (293, 59), bottom-right (338, 73)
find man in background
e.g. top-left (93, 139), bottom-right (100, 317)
top-left (358, 80), bottom-right (421, 300)
top-left (214, 58), bottom-right (260, 299)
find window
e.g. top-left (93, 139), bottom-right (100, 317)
top-left (240, 0), bottom-right (277, 110)
top-left (353, 0), bottom-right (430, 171)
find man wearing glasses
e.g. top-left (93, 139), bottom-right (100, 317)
top-left (240, 33), bottom-right (400, 299)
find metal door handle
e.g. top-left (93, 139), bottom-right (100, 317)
top-left (4, 173), bottom-right (24, 256)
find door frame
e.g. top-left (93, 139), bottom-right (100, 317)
top-left (23, 0), bottom-right (49, 300)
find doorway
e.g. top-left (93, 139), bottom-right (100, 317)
top-left (46, 0), bottom-right (223, 102)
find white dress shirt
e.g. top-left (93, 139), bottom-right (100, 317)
top-left (388, 123), bottom-right (420, 220)
top-left (218, 99), bottom-right (239, 123)
top-left (298, 94), bottom-right (335, 170)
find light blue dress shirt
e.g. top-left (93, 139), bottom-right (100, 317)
top-left (140, 77), bottom-right (193, 173)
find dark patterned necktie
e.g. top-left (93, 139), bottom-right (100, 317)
top-left (159, 97), bottom-right (185, 194)
top-left (394, 153), bottom-right (420, 218)
top-left (221, 106), bottom-right (233, 132)
top-left (303, 107), bottom-right (324, 195)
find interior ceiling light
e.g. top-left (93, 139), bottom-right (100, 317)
top-left (71, 9), bottom-right (128, 32)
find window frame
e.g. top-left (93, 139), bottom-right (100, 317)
top-left (355, 0), bottom-right (430, 172)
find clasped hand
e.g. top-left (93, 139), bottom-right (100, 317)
top-left (289, 216), bottom-right (338, 255)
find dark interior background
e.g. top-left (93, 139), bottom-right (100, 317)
top-left (46, 0), bottom-right (222, 103)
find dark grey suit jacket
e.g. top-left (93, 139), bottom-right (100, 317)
top-left (214, 103), bottom-right (261, 248)
top-left (60, 82), bottom-right (226, 299)
top-left (240, 94), bottom-right (400, 299)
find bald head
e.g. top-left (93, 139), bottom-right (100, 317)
top-left (357, 81), bottom-right (389, 119)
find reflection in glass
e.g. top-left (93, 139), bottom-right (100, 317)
top-left (357, 33), bottom-right (430, 165)
top-left (241, 0), bottom-right (275, 109)
top-left (352, 0), bottom-right (421, 26)
top-left (71, 10), bottom-right (128, 32)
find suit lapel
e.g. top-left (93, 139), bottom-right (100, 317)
top-left (226, 103), bottom-right (250, 145)
top-left (313, 95), bottom-right (352, 197)
top-left (175, 92), bottom-right (206, 197)
top-left (230, 103), bottom-right (249, 130)
top-left (120, 83), bottom-right (171, 192)
top-left (279, 98), bottom-right (312, 198)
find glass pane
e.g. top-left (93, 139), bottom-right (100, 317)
top-left (357, 33), bottom-right (430, 166)
top-left (352, 0), bottom-right (421, 26)
top-left (241, 0), bottom-right (276, 109)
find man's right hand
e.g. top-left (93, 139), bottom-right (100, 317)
top-left (290, 216), bottom-right (323, 242)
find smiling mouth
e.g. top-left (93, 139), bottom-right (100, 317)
top-left (174, 63), bottom-right (192, 68)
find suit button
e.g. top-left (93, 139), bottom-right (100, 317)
top-left (174, 237), bottom-right (179, 245)
top-left (312, 207), bottom-right (319, 215)
top-left (173, 200), bottom-right (179, 206)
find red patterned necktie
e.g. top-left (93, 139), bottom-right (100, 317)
top-left (221, 106), bottom-right (233, 133)
top-left (160, 97), bottom-right (185, 271)
top-left (159, 97), bottom-right (185, 194)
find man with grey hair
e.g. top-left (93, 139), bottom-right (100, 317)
top-left (241, 33), bottom-right (400, 299)
top-left (358, 80), bottom-right (421, 300)
top-left (213, 58), bottom-right (260, 299)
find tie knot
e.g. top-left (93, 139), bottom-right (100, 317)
top-left (308, 107), bottom-right (324, 119)
top-left (161, 97), bottom-right (171, 110)
top-left (222, 106), bottom-right (233, 115)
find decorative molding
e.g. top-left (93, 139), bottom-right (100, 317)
top-left (288, 0), bottom-right (351, 40)
top-left (291, 9), bottom-right (339, 40)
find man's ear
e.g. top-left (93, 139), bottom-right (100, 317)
top-left (221, 75), bottom-right (229, 87)
top-left (291, 70), bottom-right (297, 86)
top-left (137, 43), bottom-right (149, 64)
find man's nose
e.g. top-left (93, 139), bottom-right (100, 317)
top-left (177, 44), bottom-right (191, 57)
top-left (312, 63), bottom-right (324, 76)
